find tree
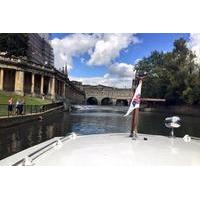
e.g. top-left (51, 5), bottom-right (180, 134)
top-left (137, 38), bottom-right (200, 105)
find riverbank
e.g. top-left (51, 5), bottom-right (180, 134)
top-left (0, 105), bottom-right (64, 128)
top-left (0, 91), bottom-right (51, 105)
top-left (0, 91), bottom-right (52, 116)
top-left (143, 105), bottom-right (200, 117)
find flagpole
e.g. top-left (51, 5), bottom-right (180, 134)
top-left (130, 70), bottom-right (137, 137)
top-left (132, 104), bottom-right (139, 137)
top-left (126, 68), bottom-right (146, 138)
top-left (130, 109), bottom-right (135, 135)
top-left (130, 78), bottom-right (144, 139)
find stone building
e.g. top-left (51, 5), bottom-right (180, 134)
top-left (27, 33), bottom-right (54, 67)
top-left (0, 56), bottom-right (85, 104)
top-left (0, 33), bottom-right (54, 68)
top-left (0, 33), bottom-right (85, 104)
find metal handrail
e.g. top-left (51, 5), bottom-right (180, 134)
top-left (12, 135), bottom-right (72, 166)
top-left (0, 102), bottom-right (63, 117)
top-left (191, 136), bottom-right (200, 140)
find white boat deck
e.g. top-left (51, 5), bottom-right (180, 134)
top-left (1, 133), bottom-right (200, 166)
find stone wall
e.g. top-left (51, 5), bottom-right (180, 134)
top-left (0, 105), bottom-right (64, 128)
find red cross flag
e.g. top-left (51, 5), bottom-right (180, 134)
top-left (124, 80), bottom-right (142, 117)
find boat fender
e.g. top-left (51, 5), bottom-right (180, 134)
top-left (183, 135), bottom-right (191, 143)
top-left (56, 139), bottom-right (63, 146)
top-left (71, 132), bottom-right (77, 140)
top-left (54, 139), bottom-right (63, 150)
top-left (22, 156), bottom-right (33, 166)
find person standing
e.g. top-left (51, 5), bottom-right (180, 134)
top-left (8, 97), bottom-right (13, 116)
top-left (18, 99), bottom-right (23, 115)
top-left (16, 99), bottom-right (19, 115)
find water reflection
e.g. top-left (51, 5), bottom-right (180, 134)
top-left (0, 112), bottom-right (72, 159)
top-left (0, 105), bottom-right (199, 160)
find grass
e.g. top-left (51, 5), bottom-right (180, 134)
top-left (0, 91), bottom-right (52, 117)
top-left (0, 91), bottom-right (51, 105)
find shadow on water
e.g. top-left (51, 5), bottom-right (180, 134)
top-left (0, 105), bottom-right (199, 160)
top-left (0, 112), bottom-right (72, 159)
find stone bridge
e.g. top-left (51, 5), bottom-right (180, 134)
top-left (72, 81), bottom-right (166, 106)
top-left (83, 84), bottom-right (132, 106)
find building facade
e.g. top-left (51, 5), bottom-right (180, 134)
top-left (0, 56), bottom-right (85, 104)
top-left (0, 33), bottom-right (54, 68)
top-left (0, 33), bottom-right (86, 104)
top-left (27, 33), bottom-right (54, 68)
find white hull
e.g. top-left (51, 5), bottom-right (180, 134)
top-left (1, 133), bottom-right (200, 166)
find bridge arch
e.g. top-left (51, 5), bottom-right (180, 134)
top-left (101, 97), bottom-right (113, 105)
top-left (116, 99), bottom-right (128, 106)
top-left (87, 97), bottom-right (98, 105)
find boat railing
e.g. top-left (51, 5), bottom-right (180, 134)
top-left (12, 133), bottom-right (77, 166)
top-left (190, 136), bottom-right (200, 140)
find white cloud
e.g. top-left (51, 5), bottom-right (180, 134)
top-left (87, 33), bottom-right (140, 66)
top-left (134, 58), bottom-right (142, 64)
top-left (108, 62), bottom-right (135, 78)
top-left (80, 57), bottom-right (85, 63)
top-left (188, 33), bottom-right (200, 63)
top-left (70, 75), bottom-right (133, 88)
top-left (70, 62), bottom-right (135, 88)
top-left (51, 33), bottom-right (100, 69)
top-left (51, 33), bottom-right (140, 70)
top-left (51, 34), bottom-right (140, 87)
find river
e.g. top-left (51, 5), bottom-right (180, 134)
top-left (0, 105), bottom-right (199, 160)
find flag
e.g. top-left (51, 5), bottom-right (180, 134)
top-left (124, 80), bottom-right (142, 117)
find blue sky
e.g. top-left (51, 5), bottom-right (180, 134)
top-left (50, 33), bottom-right (191, 88)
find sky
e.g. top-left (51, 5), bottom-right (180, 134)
top-left (50, 33), bottom-right (200, 88)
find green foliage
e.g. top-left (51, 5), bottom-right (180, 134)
top-left (137, 38), bottom-right (200, 105)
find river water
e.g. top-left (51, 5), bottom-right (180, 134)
top-left (0, 105), bottom-right (199, 160)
